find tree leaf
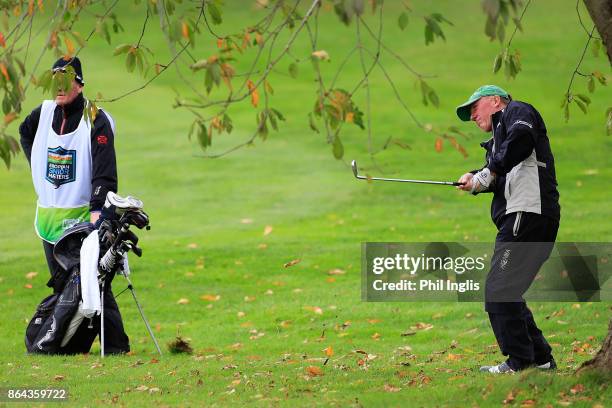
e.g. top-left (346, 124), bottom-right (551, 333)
top-left (308, 112), bottom-right (319, 133)
top-left (512, 17), bottom-right (523, 32)
top-left (482, 0), bottom-right (500, 20)
top-left (125, 50), bottom-right (136, 72)
top-left (496, 19), bottom-right (505, 44)
top-left (587, 75), bottom-right (595, 93)
top-left (207, 2), bottom-right (223, 25)
top-left (113, 43), bottom-right (132, 56)
top-left (398, 12), bottom-right (409, 31)
top-left (493, 52), bottom-right (503, 73)
top-left (435, 137), bottom-right (443, 152)
top-left (428, 90), bottom-right (439, 108)
top-left (574, 98), bottom-right (587, 114)
top-left (288, 63), bottom-right (298, 78)
top-left (332, 134), bottom-right (344, 159)
top-left (247, 80), bottom-right (259, 107)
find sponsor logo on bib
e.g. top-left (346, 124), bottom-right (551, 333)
top-left (46, 146), bottom-right (76, 187)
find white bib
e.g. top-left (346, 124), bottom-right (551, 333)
top-left (30, 100), bottom-right (92, 242)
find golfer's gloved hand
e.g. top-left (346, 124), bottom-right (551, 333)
top-left (470, 168), bottom-right (495, 195)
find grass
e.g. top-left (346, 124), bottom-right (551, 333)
top-left (0, 0), bottom-right (611, 406)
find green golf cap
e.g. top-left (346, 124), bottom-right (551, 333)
top-left (456, 85), bottom-right (510, 121)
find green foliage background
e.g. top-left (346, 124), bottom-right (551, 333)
top-left (0, 0), bottom-right (610, 406)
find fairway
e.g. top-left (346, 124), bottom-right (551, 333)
top-left (0, 0), bottom-right (610, 406)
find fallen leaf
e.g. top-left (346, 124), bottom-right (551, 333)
top-left (177, 298), bottom-right (190, 304)
top-left (304, 306), bottom-right (323, 315)
top-left (200, 294), bottom-right (220, 302)
top-left (520, 400), bottom-right (536, 407)
top-left (240, 218), bottom-right (253, 224)
top-left (384, 384), bottom-right (401, 392)
top-left (24, 284), bottom-right (33, 289)
top-left (54, 375), bottom-right (65, 381)
top-left (187, 243), bottom-right (198, 249)
top-left (26, 272), bottom-right (38, 280)
top-left (570, 384), bottom-right (584, 394)
top-left (371, 333), bottom-right (381, 340)
top-left (244, 296), bottom-right (256, 302)
top-left (410, 322), bottom-right (434, 331)
top-left (135, 385), bottom-right (148, 391)
top-left (263, 225), bottom-right (273, 236)
top-left (305, 366), bottom-right (323, 377)
top-left (328, 268), bottom-right (345, 275)
top-left (503, 389), bottom-right (516, 404)
top-left (447, 353), bottom-right (461, 361)
top-left (323, 346), bottom-right (333, 357)
top-left (284, 259), bottom-right (301, 268)
top-left (237, 311), bottom-right (245, 318)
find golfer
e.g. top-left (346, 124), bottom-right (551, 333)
top-left (19, 57), bottom-right (130, 354)
top-left (456, 85), bottom-right (560, 373)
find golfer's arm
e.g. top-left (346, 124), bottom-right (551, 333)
top-left (487, 109), bottom-right (537, 175)
top-left (90, 115), bottom-right (117, 212)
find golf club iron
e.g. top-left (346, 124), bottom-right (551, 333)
top-left (351, 160), bottom-right (465, 186)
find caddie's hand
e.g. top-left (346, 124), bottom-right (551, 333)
top-left (470, 168), bottom-right (495, 195)
top-left (457, 173), bottom-right (474, 191)
top-left (90, 211), bottom-right (101, 224)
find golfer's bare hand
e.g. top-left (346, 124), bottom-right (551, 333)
top-left (457, 173), bottom-right (474, 191)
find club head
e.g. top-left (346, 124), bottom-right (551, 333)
top-left (351, 160), bottom-right (358, 178)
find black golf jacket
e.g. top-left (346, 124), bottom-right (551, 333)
top-left (19, 93), bottom-right (117, 212)
top-left (473, 100), bottom-right (560, 228)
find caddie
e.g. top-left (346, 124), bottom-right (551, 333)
top-left (19, 56), bottom-right (130, 354)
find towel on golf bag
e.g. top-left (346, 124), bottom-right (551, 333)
top-left (80, 230), bottom-right (101, 317)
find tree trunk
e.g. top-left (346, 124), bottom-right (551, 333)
top-left (583, 0), bottom-right (612, 65)
top-left (577, 318), bottom-right (612, 373)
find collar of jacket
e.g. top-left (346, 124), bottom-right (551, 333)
top-left (59, 93), bottom-right (85, 116)
top-left (491, 107), bottom-right (505, 128)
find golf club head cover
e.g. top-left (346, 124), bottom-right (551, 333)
top-left (471, 167), bottom-right (494, 195)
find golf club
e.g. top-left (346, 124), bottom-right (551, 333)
top-left (351, 160), bottom-right (465, 186)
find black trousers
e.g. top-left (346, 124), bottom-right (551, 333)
top-left (485, 212), bottom-right (559, 370)
top-left (42, 241), bottom-right (130, 354)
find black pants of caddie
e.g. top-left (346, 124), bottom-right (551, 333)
top-left (485, 211), bottom-right (559, 370)
top-left (43, 241), bottom-right (130, 354)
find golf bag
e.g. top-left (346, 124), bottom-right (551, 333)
top-left (25, 192), bottom-right (150, 355)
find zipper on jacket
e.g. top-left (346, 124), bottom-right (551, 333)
top-left (59, 108), bottom-right (66, 135)
top-left (512, 211), bottom-right (523, 237)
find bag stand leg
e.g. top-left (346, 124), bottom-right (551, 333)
top-left (100, 280), bottom-right (105, 358)
top-left (122, 273), bottom-right (162, 356)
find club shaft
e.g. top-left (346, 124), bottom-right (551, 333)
top-left (356, 175), bottom-right (461, 186)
